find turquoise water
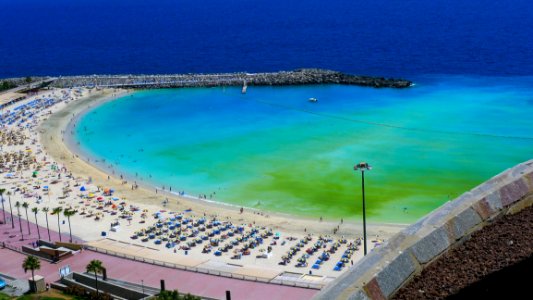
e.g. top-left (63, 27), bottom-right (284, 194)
top-left (75, 75), bottom-right (533, 223)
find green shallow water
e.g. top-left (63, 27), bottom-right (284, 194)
top-left (75, 75), bottom-right (533, 223)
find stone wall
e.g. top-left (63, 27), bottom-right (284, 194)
top-left (315, 159), bottom-right (533, 299)
top-left (62, 272), bottom-right (147, 300)
top-left (21, 246), bottom-right (54, 261)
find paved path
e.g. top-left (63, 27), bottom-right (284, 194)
top-left (0, 211), bottom-right (317, 300)
top-left (0, 78), bottom-right (56, 95)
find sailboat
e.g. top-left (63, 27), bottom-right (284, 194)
top-left (241, 80), bottom-right (248, 94)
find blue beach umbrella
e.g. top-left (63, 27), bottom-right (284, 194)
top-left (80, 186), bottom-right (86, 191)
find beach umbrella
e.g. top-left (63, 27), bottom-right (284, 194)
top-left (80, 186), bottom-right (86, 191)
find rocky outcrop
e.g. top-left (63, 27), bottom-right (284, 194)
top-left (49, 69), bottom-right (412, 89)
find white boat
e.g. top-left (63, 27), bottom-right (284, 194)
top-left (242, 81), bottom-right (247, 94)
top-left (308, 97), bottom-right (318, 102)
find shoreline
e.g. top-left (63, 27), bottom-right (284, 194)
top-left (42, 88), bottom-right (407, 238)
top-left (63, 91), bottom-right (275, 215)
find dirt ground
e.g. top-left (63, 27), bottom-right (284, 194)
top-left (393, 204), bottom-right (533, 299)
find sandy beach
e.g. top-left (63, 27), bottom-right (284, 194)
top-left (1, 87), bottom-right (405, 283)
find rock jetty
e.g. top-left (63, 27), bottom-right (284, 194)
top-left (49, 69), bottom-right (412, 89)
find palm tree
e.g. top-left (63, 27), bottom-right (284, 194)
top-left (22, 202), bottom-right (31, 235)
top-left (7, 191), bottom-right (14, 229)
top-left (32, 207), bottom-right (41, 240)
top-left (86, 259), bottom-right (104, 296)
top-left (42, 207), bottom-right (51, 241)
top-left (22, 255), bottom-right (41, 284)
top-left (51, 207), bottom-right (63, 242)
top-left (63, 209), bottom-right (77, 242)
top-left (15, 201), bottom-right (24, 241)
top-left (0, 188), bottom-right (5, 224)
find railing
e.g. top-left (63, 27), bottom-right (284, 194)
top-left (2, 241), bottom-right (23, 253)
top-left (84, 245), bottom-right (325, 290)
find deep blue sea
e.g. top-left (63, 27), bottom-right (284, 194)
top-left (1, 0), bottom-right (532, 77)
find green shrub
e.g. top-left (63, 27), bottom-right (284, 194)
top-left (156, 290), bottom-right (200, 300)
top-left (64, 285), bottom-right (86, 297)
top-left (0, 81), bottom-right (16, 91)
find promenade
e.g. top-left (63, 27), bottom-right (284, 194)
top-left (0, 210), bottom-right (317, 300)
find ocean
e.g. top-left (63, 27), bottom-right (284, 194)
top-left (0, 0), bottom-right (532, 77)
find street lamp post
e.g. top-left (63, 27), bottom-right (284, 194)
top-left (354, 162), bottom-right (371, 255)
top-left (141, 280), bottom-right (144, 295)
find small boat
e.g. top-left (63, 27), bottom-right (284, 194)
top-left (242, 81), bottom-right (248, 94)
top-left (308, 97), bottom-right (318, 102)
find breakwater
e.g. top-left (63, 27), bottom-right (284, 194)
top-left (49, 69), bottom-right (412, 89)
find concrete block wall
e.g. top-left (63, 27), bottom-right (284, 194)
top-left (64, 272), bottom-right (147, 300)
top-left (21, 246), bottom-right (54, 261)
top-left (315, 159), bottom-right (533, 299)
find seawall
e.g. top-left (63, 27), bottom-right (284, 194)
top-left (48, 69), bottom-right (412, 89)
top-left (314, 159), bottom-right (533, 299)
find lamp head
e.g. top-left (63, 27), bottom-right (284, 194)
top-left (354, 162), bottom-right (372, 171)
